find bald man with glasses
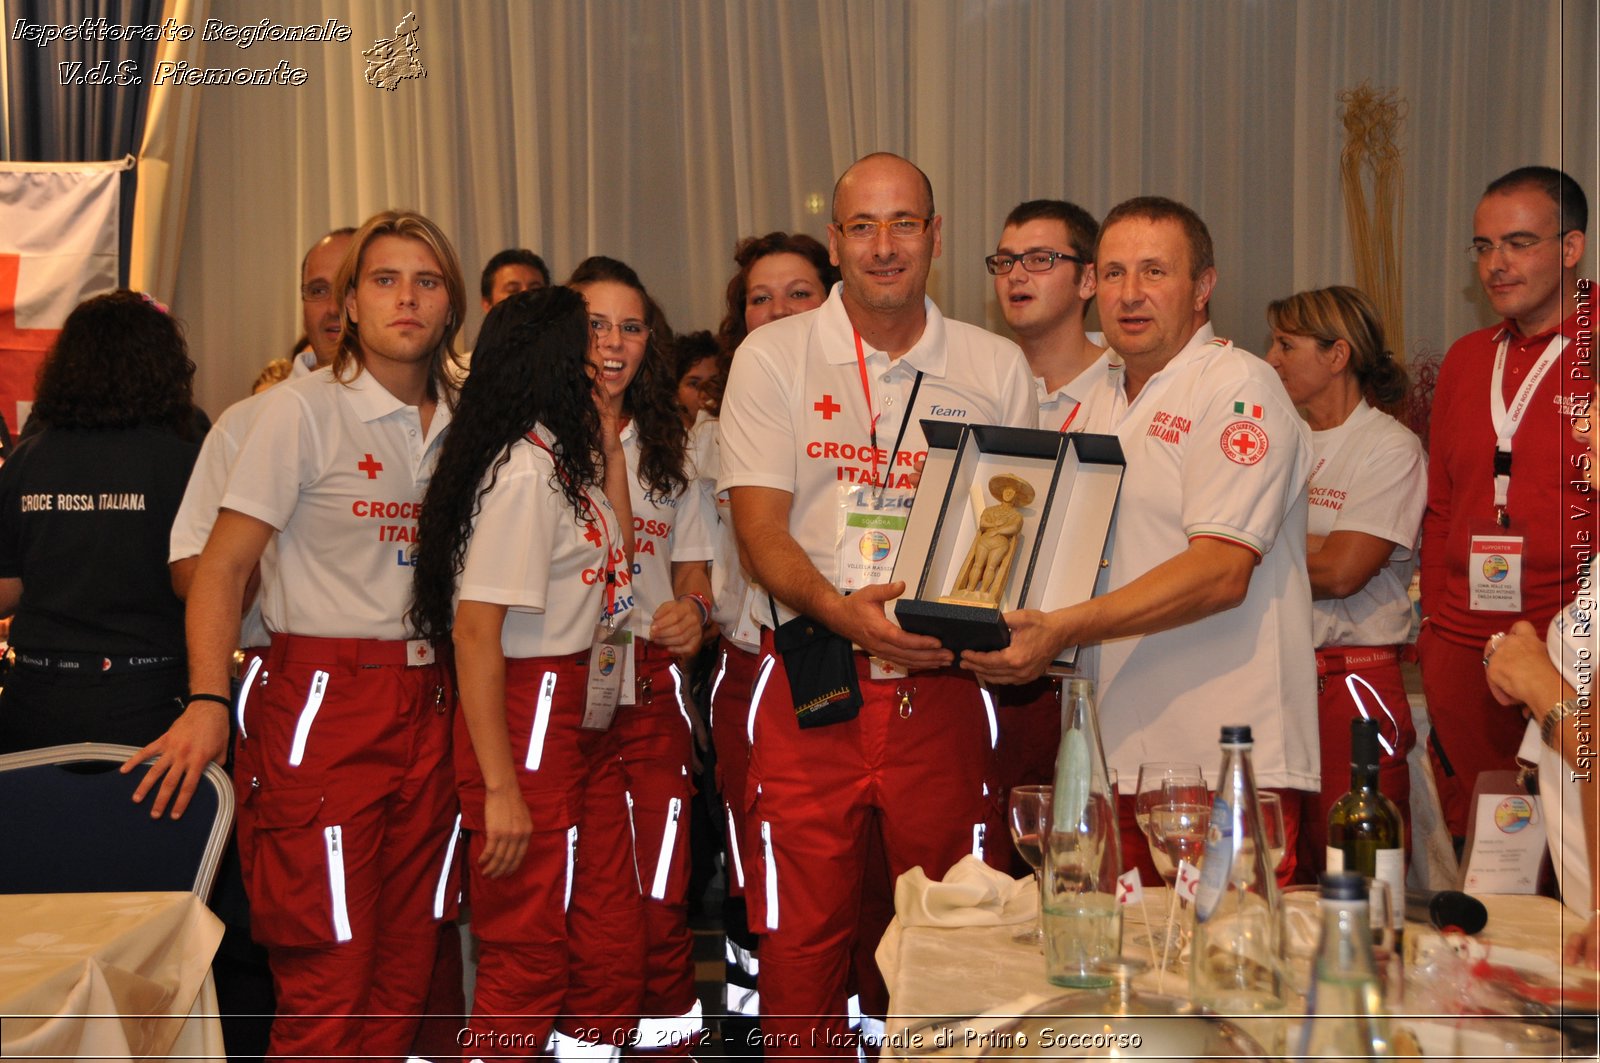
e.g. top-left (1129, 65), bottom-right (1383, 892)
top-left (719, 152), bottom-right (1034, 1056)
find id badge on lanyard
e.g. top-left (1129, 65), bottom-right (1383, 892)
top-left (1468, 533), bottom-right (1524, 613)
top-left (1466, 332), bottom-right (1565, 614)
top-left (837, 484), bottom-right (911, 591)
top-left (584, 618), bottom-right (628, 729)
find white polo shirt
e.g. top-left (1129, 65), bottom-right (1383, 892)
top-left (1306, 400), bottom-right (1426, 648)
top-left (290, 349), bottom-right (319, 378)
top-left (1075, 324), bottom-right (1319, 791)
top-left (1035, 346), bottom-right (1110, 431)
top-left (620, 421), bottom-right (715, 638)
top-left (457, 428), bottom-right (623, 658)
top-left (220, 366), bottom-right (451, 640)
top-left (169, 392), bottom-right (274, 648)
top-left (719, 284), bottom-right (1035, 622)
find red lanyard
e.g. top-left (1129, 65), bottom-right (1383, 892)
top-left (526, 431), bottom-right (619, 616)
top-left (1059, 402), bottom-right (1081, 432)
top-left (852, 330), bottom-right (925, 493)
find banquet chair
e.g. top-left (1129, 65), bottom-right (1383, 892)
top-left (0, 742), bottom-right (234, 901)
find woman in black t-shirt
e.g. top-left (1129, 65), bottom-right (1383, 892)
top-left (0, 290), bottom-right (202, 752)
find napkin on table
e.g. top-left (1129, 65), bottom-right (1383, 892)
top-left (894, 855), bottom-right (1038, 928)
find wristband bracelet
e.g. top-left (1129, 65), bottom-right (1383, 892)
top-left (678, 592), bottom-right (712, 627)
top-left (186, 692), bottom-right (233, 710)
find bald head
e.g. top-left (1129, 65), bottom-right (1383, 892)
top-left (831, 152), bottom-right (935, 221)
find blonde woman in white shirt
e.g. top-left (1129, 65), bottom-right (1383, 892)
top-left (1264, 285), bottom-right (1425, 870)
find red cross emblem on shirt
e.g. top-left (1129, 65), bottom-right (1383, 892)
top-left (358, 453), bottom-right (384, 479)
top-left (583, 522), bottom-right (602, 547)
top-left (1221, 421), bottom-right (1268, 466)
top-left (814, 394), bottom-right (841, 420)
top-left (414, 643), bottom-right (428, 660)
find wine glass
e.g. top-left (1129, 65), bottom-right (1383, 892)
top-left (1134, 762), bottom-right (1205, 880)
top-left (1149, 801), bottom-right (1211, 964)
top-left (1008, 785), bottom-right (1052, 944)
top-left (1259, 792), bottom-right (1287, 880)
top-left (1277, 884), bottom-right (1321, 1007)
top-left (1133, 763), bottom-right (1204, 952)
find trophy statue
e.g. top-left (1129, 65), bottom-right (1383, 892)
top-left (940, 473), bottom-right (1036, 605)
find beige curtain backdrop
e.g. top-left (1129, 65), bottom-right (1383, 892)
top-left (167, 0), bottom-right (1598, 415)
top-left (129, 0), bottom-right (209, 299)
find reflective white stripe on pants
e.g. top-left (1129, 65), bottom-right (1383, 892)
top-left (638, 999), bottom-right (704, 1045)
top-left (747, 655), bottom-right (776, 745)
top-left (650, 797), bottom-right (682, 900)
top-left (323, 824), bottom-right (353, 942)
top-left (552, 1031), bottom-right (620, 1062)
top-left (724, 804), bottom-right (745, 889)
top-left (724, 935), bottom-right (760, 976)
top-left (525, 671), bottom-right (557, 771)
top-left (287, 670), bottom-right (330, 766)
top-left (236, 653), bottom-right (263, 739)
top-left (433, 813), bottom-right (462, 919)
top-left (726, 983), bottom-right (760, 1016)
top-left (564, 826), bottom-right (578, 912)
top-left (709, 650), bottom-right (728, 727)
top-left (625, 791), bottom-right (642, 893)
top-left (860, 1014), bottom-right (886, 1063)
top-left (979, 685), bottom-right (998, 749)
top-left (971, 822), bottom-right (986, 862)
top-left (668, 663), bottom-right (694, 734)
top-left (761, 818), bottom-right (779, 931)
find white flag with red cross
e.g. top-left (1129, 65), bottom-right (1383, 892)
top-left (0, 159), bottom-right (128, 435)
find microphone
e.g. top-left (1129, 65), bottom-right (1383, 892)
top-left (1405, 888), bottom-right (1489, 934)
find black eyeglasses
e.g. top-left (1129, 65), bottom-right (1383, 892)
top-left (985, 251), bottom-right (1085, 276)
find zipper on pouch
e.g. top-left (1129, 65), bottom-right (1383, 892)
top-left (323, 824), bottom-right (353, 942)
top-left (288, 670), bottom-right (330, 767)
top-left (651, 797), bottom-right (682, 900)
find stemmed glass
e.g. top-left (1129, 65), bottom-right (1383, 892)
top-left (1259, 792), bottom-right (1287, 881)
top-left (1148, 800), bottom-right (1211, 965)
top-left (1135, 762), bottom-right (1206, 881)
top-left (1008, 785), bottom-right (1052, 944)
top-left (1133, 762), bottom-right (1205, 952)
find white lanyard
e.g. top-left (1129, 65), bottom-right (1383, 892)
top-left (1489, 331), bottom-right (1567, 525)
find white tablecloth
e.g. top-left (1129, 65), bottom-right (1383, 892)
top-left (877, 888), bottom-right (1596, 1060)
top-left (0, 892), bottom-right (226, 1062)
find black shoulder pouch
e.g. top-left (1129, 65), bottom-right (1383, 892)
top-left (771, 610), bottom-right (862, 729)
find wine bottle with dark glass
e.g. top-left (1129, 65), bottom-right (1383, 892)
top-left (1326, 717), bottom-right (1405, 952)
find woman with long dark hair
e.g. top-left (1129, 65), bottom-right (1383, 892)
top-left (0, 290), bottom-right (201, 751)
top-left (565, 255), bottom-right (716, 1050)
top-left (410, 283), bottom-right (643, 1060)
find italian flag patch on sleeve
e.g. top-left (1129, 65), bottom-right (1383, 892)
top-left (1232, 401), bottom-right (1263, 419)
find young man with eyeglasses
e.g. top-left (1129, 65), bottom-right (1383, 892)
top-left (1420, 166), bottom-right (1592, 842)
top-left (983, 200), bottom-right (1111, 869)
top-left (719, 152), bottom-right (1034, 1056)
top-left (989, 199), bottom-right (1108, 433)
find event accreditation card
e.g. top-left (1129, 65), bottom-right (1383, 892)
top-left (837, 485), bottom-right (911, 591)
